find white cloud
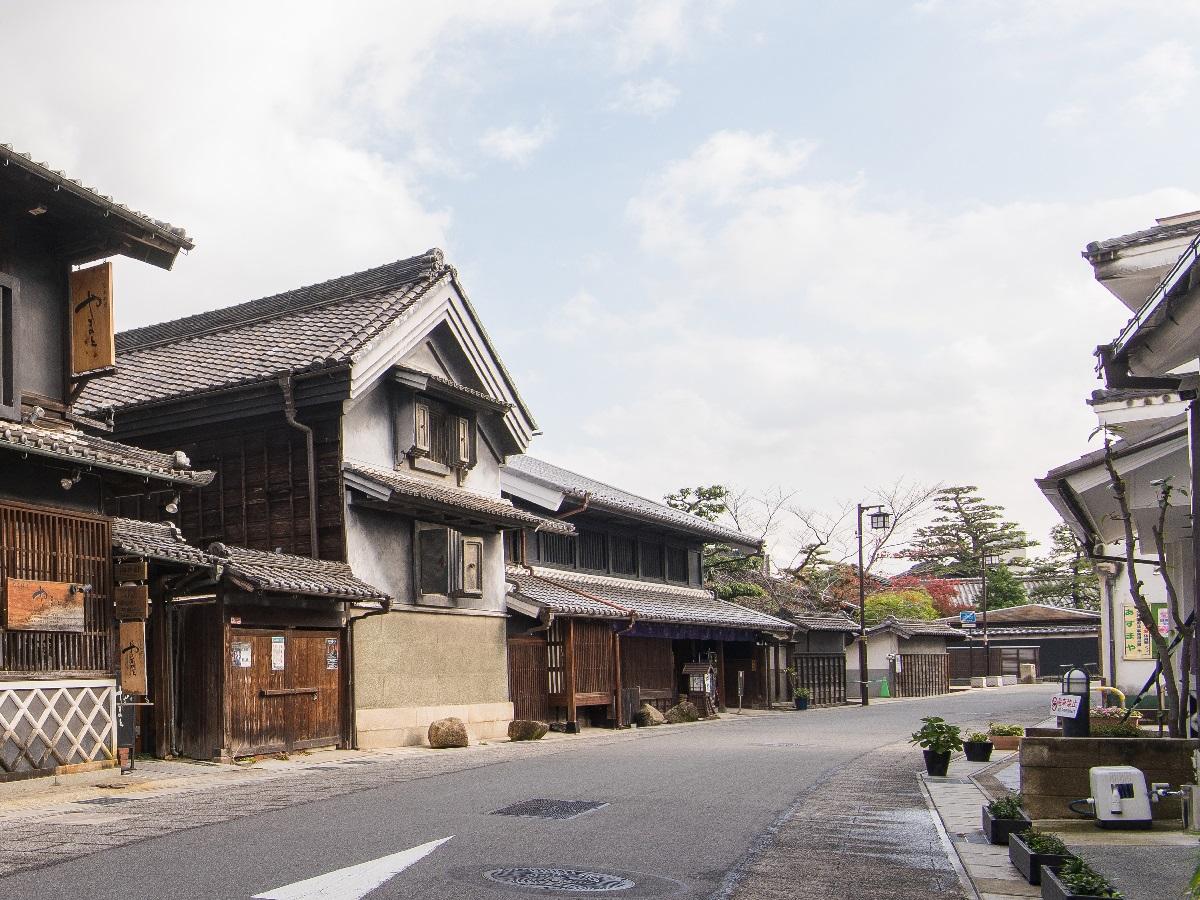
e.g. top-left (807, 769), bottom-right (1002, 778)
top-left (608, 78), bottom-right (681, 116)
top-left (613, 0), bottom-right (732, 70)
top-left (531, 130), bottom-right (1200, 563)
top-left (479, 118), bottom-right (557, 166)
top-left (1124, 41), bottom-right (1197, 123)
top-left (0, 1), bottom-right (581, 325)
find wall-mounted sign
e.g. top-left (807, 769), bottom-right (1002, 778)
top-left (4, 578), bottom-right (86, 632)
top-left (271, 635), bottom-right (286, 671)
top-left (69, 262), bottom-right (115, 375)
top-left (1050, 694), bottom-right (1082, 718)
top-left (114, 584), bottom-right (149, 620)
top-left (114, 560), bottom-right (148, 583)
top-left (1123, 603), bottom-right (1169, 660)
top-left (959, 611), bottom-right (977, 628)
top-left (119, 620), bottom-right (148, 696)
top-left (231, 641), bottom-right (252, 669)
top-left (325, 637), bottom-right (339, 671)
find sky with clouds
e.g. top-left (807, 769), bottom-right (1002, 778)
top-left (5, 0), bottom-right (1200, 563)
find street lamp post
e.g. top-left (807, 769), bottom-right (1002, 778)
top-left (980, 549), bottom-right (1000, 679)
top-left (857, 503), bottom-right (891, 707)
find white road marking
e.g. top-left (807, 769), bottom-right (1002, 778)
top-left (252, 836), bottom-right (453, 899)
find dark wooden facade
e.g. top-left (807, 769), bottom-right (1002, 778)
top-left (792, 653), bottom-right (847, 707)
top-left (111, 407), bottom-right (346, 562)
top-left (894, 653), bottom-right (950, 698)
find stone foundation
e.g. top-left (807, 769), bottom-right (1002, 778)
top-left (355, 701), bottom-right (513, 747)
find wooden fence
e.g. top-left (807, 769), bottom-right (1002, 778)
top-left (507, 636), bottom-right (550, 723)
top-left (896, 653), bottom-right (950, 697)
top-left (793, 653), bottom-right (846, 706)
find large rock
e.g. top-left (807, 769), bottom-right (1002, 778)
top-left (428, 717), bottom-right (469, 749)
top-left (664, 700), bottom-right (700, 724)
top-left (635, 703), bottom-right (666, 727)
top-left (508, 720), bottom-right (549, 742)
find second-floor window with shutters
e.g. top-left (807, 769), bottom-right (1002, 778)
top-left (410, 397), bottom-right (473, 472)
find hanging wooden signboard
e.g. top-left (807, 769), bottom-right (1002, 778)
top-left (69, 262), bottom-right (115, 375)
top-left (119, 620), bottom-right (148, 696)
top-left (4, 578), bottom-right (85, 632)
top-left (114, 584), bottom-right (150, 620)
top-left (114, 560), bottom-right (148, 583)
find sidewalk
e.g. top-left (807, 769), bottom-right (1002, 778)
top-left (922, 746), bottom-right (1198, 900)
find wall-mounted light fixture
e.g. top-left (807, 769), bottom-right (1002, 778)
top-left (60, 469), bottom-right (82, 491)
top-left (163, 492), bottom-right (181, 515)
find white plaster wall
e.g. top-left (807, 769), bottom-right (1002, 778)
top-left (1100, 557), bottom-right (1182, 697)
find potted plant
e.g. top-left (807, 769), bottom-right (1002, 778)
top-left (1041, 856), bottom-right (1123, 899)
top-left (988, 722), bottom-right (1024, 750)
top-left (964, 731), bottom-right (994, 762)
top-left (793, 686), bottom-right (811, 711)
top-left (981, 792), bottom-right (1030, 845)
top-left (1009, 827), bottom-right (1070, 885)
top-left (910, 716), bottom-right (963, 776)
top-left (1089, 707), bottom-right (1142, 738)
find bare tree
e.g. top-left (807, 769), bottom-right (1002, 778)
top-left (1101, 432), bottom-right (1193, 737)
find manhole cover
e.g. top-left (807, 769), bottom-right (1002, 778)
top-left (492, 799), bottom-right (608, 820)
top-left (484, 868), bottom-right (635, 892)
top-left (75, 796), bottom-right (136, 806)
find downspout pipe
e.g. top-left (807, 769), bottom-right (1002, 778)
top-left (279, 376), bottom-right (320, 560)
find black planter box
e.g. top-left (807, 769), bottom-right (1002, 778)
top-left (1040, 865), bottom-right (1090, 900)
top-left (981, 805), bottom-right (1030, 845)
top-left (794, 696), bottom-right (809, 710)
top-left (923, 749), bottom-right (951, 777)
top-left (1009, 833), bottom-right (1069, 885)
top-left (964, 740), bottom-right (994, 762)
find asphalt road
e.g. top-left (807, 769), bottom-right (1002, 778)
top-left (0, 686), bottom-right (1055, 900)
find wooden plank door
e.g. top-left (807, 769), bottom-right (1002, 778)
top-left (289, 630), bottom-right (341, 750)
top-left (227, 628), bottom-right (342, 756)
top-left (507, 636), bottom-right (550, 722)
top-left (228, 628), bottom-right (287, 756)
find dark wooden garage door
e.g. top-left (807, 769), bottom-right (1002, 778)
top-left (228, 628), bottom-right (342, 756)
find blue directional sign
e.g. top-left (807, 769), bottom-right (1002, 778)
top-left (959, 611), bottom-right (977, 627)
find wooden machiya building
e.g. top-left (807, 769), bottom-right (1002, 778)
top-left (0, 145), bottom-right (213, 779)
top-left (78, 249), bottom-right (571, 749)
top-left (500, 456), bottom-right (794, 728)
top-left (110, 519), bottom-right (390, 760)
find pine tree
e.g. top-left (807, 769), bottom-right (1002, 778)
top-left (1027, 523), bottom-right (1100, 610)
top-left (905, 486), bottom-right (1035, 576)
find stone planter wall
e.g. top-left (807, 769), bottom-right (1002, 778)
top-left (1020, 736), bottom-right (1198, 820)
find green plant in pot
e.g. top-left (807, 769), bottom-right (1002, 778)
top-left (981, 792), bottom-right (1030, 845)
top-left (987, 722), bottom-right (1024, 750)
top-left (1042, 856), bottom-right (1123, 899)
top-left (793, 686), bottom-right (811, 711)
top-left (963, 730), bottom-right (994, 763)
top-left (910, 716), bottom-right (963, 776)
top-left (1008, 827), bottom-right (1070, 885)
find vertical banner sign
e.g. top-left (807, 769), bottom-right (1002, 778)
top-left (119, 620), bottom-right (148, 696)
top-left (325, 637), bottom-right (339, 670)
top-left (271, 635), bottom-right (286, 671)
top-left (69, 262), bottom-right (115, 375)
top-left (1123, 603), bottom-right (1169, 660)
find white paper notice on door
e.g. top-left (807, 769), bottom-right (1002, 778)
top-left (231, 641), bottom-right (252, 669)
top-left (271, 635), bottom-right (286, 671)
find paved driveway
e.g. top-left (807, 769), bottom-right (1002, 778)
top-left (0, 685), bottom-right (1055, 899)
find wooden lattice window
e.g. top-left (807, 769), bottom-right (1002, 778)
top-left (539, 532), bottom-right (576, 567)
top-left (579, 530), bottom-right (608, 571)
top-left (610, 535), bottom-right (637, 576)
top-left (0, 502), bottom-right (112, 673)
top-left (666, 546), bottom-right (688, 583)
top-left (639, 541), bottom-right (664, 579)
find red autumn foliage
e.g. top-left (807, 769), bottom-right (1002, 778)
top-left (882, 575), bottom-right (962, 617)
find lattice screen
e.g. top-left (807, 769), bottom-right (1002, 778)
top-left (0, 679), bottom-right (116, 773)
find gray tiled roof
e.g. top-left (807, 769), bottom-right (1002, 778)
top-left (507, 566), bottom-right (793, 633)
top-left (77, 251), bottom-right (450, 414)
top-left (935, 602), bottom-right (1099, 625)
top-left (210, 543), bottom-right (390, 603)
top-left (1084, 216), bottom-right (1200, 258)
top-left (867, 616), bottom-right (966, 640)
top-left (0, 144), bottom-right (193, 252)
top-left (960, 625), bottom-right (1099, 638)
top-left (112, 518), bottom-right (212, 567)
top-left (503, 455), bottom-right (761, 548)
top-left (0, 421), bottom-right (214, 486)
top-left (344, 462), bottom-right (576, 535)
top-left (789, 613), bottom-right (860, 633)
